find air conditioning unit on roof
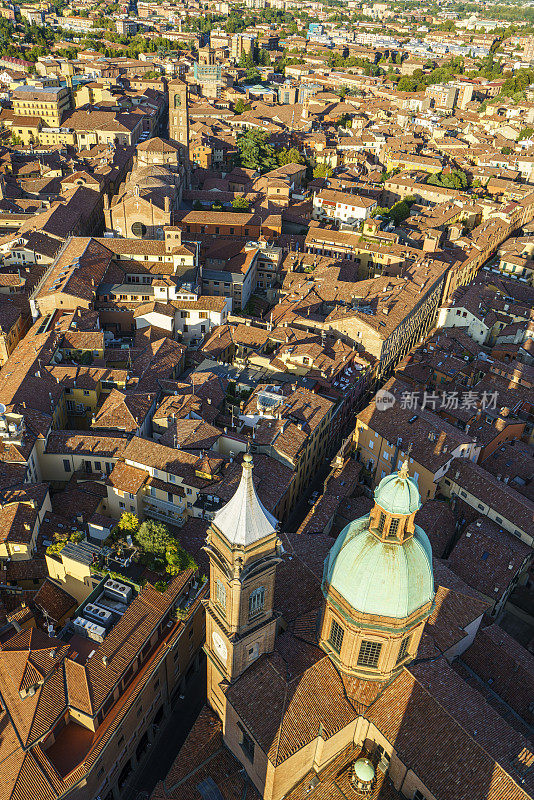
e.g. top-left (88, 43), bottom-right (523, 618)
top-left (104, 579), bottom-right (132, 603)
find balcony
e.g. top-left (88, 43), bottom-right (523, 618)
top-left (175, 576), bottom-right (208, 620)
top-left (143, 496), bottom-right (186, 526)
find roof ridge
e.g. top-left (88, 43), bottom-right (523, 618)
top-left (271, 669), bottom-right (289, 767)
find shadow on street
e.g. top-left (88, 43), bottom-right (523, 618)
top-left (128, 659), bottom-right (207, 799)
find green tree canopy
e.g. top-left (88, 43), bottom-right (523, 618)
top-left (136, 520), bottom-right (174, 555)
top-left (232, 196), bottom-right (251, 211)
top-left (118, 512), bottom-right (139, 535)
top-left (427, 169), bottom-right (469, 190)
top-left (277, 146), bottom-right (305, 166)
top-left (234, 98), bottom-right (251, 114)
top-left (166, 542), bottom-right (197, 575)
top-left (395, 57), bottom-right (466, 93)
top-left (236, 129), bottom-right (277, 172)
top-left (371, 197), bottom-right (415, 226)
top-left (313, 164), bottom-right (333, 178)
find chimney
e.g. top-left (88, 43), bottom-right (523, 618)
top-left (164, 195), bottom-right (171, 213)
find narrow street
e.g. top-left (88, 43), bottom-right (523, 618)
top-left (128, 661), bottom-right (207, 800)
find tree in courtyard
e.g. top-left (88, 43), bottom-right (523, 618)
top-left (277, 146), bottom-right (304, 166)
top-left (118, 512), bottom-right (139, 535)
top-left (234, 98), bottom-right (251, 114)
top-left (236, 129), bottom-right (277, 172)
top-left (427, 169), bottom-right (469, 190)
top-left (313, 164), bottom-right (332, 178)
top-left (166, 542), bottom-right (197, 575)
top-left (136, 519), bottom-right (173, 555)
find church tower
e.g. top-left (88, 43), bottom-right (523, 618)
top-left (320, 462), bottom-right (434, 682)
top-left (204, 454), bottom-right (281, 720)
top-left (168, 79), bottom-right (190, 187)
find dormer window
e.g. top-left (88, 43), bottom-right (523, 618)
top-left (20, 684), bottom-right (39, 699)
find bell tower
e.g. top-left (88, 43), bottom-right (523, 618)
top-left (168, 79), bottom-right (190, 187)
top-left (204, 454), bottom-right (281, 721)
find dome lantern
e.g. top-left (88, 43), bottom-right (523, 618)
top-left (369, 459), bottom-right (422, 544)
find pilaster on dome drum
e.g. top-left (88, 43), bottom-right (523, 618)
top-left (211, 454), bottom-right (278, 547)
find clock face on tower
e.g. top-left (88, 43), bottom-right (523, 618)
top-left (212, 631), bottom-right (228, 663)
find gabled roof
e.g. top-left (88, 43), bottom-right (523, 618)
top-left (0, 629), bottom-right (69, 748)
top-left (91, 389), bottom-right (156, 432)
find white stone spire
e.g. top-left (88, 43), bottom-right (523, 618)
top-left (212, 453), bottom-right (277, 547)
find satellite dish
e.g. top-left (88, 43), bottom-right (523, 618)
top-left (0, 404), bottom-right (6, 415)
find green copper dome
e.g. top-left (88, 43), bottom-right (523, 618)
top-left (373, 467), bottom-right (421, 515)
top-left (323, 517), bottom-right (434, 620)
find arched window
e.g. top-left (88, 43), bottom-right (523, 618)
top-left (215, 578), bottom-right (226, 614)
top-left (249, 586), bottom-right (265, 619)
top-left (174, 93), bottom-right (181, 108)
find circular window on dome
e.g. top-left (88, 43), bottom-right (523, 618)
top-left (131, 222), bottom-right (147, 238)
